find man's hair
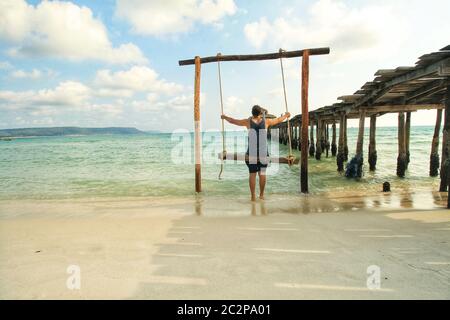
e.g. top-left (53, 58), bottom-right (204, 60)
top-left (252, 105), bottom-right (263, 117)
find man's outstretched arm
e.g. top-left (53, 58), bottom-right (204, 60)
top-left (221, 115), bottom-right (248, 127)
top-left (266, 112), bottom-right (291, 127)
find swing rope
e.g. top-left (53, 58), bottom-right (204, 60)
top-left (279, 48), bottom-right (293, 162)
top-left (217, 53), bottom-right (226, 180)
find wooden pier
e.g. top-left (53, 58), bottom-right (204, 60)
top-left (269, 45), bottom-right (450, 203)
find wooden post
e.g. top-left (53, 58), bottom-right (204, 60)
top-left (325, 124), bottom-right (330, 158)
top-left (315, 119), bottom-right (322, 160)
top-left (298, 123), bottom-right (302, 150)
top-left (194, 56), bottom-right (202, 192)
top-left (405, 112), bottom-right (411, 168)
top-left (300, 50), bottom-right (310, 194)
top-left (278, 125), bottom-right (282, 144)
top-left (331, 122), bottom-right (337, 156)
top-left (293, 122), bottom-right (298, 149)
top-left (309, 120), bottom-right (315, 157)
top-left (284, 124), bottom-right (288, 145)
top-left (353, 110), bottom-right (366, 178)
top-left (343, 114), bottom-right (348, 161)
top-left (430, 109), bottom-right (442, 177)
top-left (356, 111), bottom-right (365, 155)
top-left (337, 113), bottom-right (345, 172)
top-left (397, 112), bottom-right (407, 178)
top-left (368, 115), bottom-right (377, 171)
top-left (440, 85), bottom-right (450, 192)
top-left (291, 122), bottom-right (295, 148)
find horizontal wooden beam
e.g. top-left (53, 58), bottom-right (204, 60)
top-left (406, 80), bottom-right (445, 103)
top-left (178, 47), bottom-right (330, 66)
top-left (361, 104), bottom-right (444, 113)
top-left (270, 103), bottom-right (445, 124)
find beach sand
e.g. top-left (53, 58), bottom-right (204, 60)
top-left (0, 192), bottom-right (449, 299)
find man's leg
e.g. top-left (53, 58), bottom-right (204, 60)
top-left (258, 169), bottom-right (266, 200)
top-left (249, 172), bottom-right (257, 201)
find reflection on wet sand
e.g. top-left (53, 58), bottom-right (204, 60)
top-left (192, 190), bottom-right (446, 217)
top-left (251, 201), bottom-right (267, 216)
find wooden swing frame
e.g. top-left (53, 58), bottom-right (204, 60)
top-left (178, 47), bottom-right (330, 193)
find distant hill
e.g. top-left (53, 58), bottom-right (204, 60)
top-left (0, 127), bottom-right (145, 138)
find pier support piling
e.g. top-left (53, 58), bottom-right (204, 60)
top-left (346, 110), bottom-right (365, 178)
top-left (397, 112), bottom-right (407, 178)
top-left (343, 115), bottom-right (349, 161)
top-left (337, 113), bottom-right (345, 172)
top-left (293, 122), bottom-right (298, 149)
top-left (331, 122), bottom-right (337, 157)
top-left (430, 109), bottom-right (442, 177)
top-left (405, 112), bottom-right (411, 168)
top-left (309, 121), bottom-right (315, 157)
top-left (315, 119), bottom-right (323, 160)
top-left (440, 85), bottom-right (450, 192)
top-left (368, 115), bottom-right (377, 171)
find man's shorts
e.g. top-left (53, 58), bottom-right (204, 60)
top-left (246, 161), bottom-right (268, 173)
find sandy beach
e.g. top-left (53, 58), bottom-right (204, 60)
top-left (1, 192), bottom-right (449, 300)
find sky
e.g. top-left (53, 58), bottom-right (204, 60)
top-left (0, 0), bottom-right (449, 132)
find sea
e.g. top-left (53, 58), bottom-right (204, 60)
top-left (0, 126), bottom-right (441, 201)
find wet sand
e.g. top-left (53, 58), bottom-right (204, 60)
top-left (0, 192), bottom-right (449, 299)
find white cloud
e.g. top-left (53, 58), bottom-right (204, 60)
top-left (10, 69), bottom-right (42, 79)
top-left (243, 0), bottom-right (409, 61)
top-left (0, 61), bottom-right (13, 70)
top-left (94, 66), bottom-right (184, 96)
top-left (0, 0), bottom-right (147, 64)
top-left (0, 81), bottom-right (91, 111)
top-left (224, 95), bottom-right (244, 114)
top-left (10, 68), bottom-right (56, 80)
top-left (0, 64), bottom-right (193, 123)
top-left (88, 103), bottom-right (123, 116)
top-left (115, 0), bottom-right (237, 36)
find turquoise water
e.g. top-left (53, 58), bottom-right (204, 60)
top-left (0, 127), bottom-right (441, 200)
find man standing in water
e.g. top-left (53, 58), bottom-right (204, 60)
top-left (221, 105), bottom-right (291, 201)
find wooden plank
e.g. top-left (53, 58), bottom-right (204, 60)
top-left (218, 152), bottom-right (299, 165)
top-left (194, 56), bottom-right (202, 192)
top-left (338, 94), bottom-right (364, 102)
top-left (351, 58), bottom-right (450, 110)
top-left (384, 58), bottom-right (450, 89)
top-left (301, 50), bottom-right (310, 193)
top-left (179, 47), bottom-right (330, 66)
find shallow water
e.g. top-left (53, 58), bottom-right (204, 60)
top-left (0, 126), bottom-right (441, 201)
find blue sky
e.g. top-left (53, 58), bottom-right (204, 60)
top-left (0, 0), bottom-right (449, 131)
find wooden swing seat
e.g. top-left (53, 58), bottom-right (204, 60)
top-left (218, 152), bottom-right (299, 165)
